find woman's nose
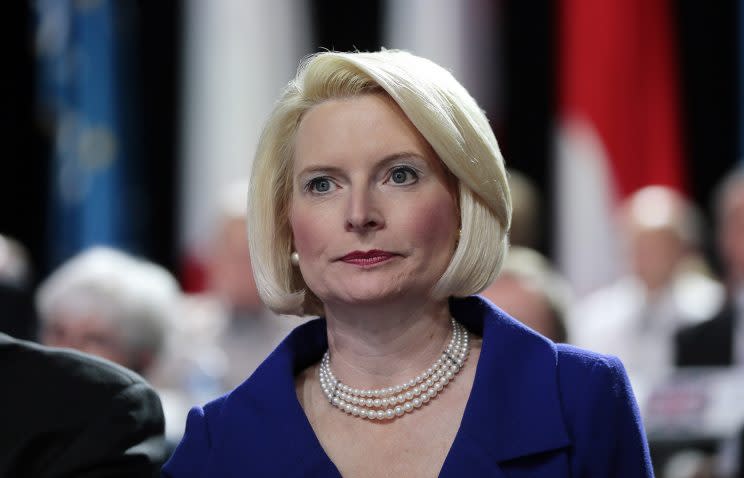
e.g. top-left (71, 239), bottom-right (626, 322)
top-left (345, 188), bottom-right (384, 233)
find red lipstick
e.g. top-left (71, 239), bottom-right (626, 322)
top-left (340, 250), bottom-right (396, 266)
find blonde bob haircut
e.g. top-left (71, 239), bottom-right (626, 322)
top-left (248, 49), bottom-right (512, 316)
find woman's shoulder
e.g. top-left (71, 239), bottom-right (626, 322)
top-left (553, 343), bottom-right (634, 408)
top-left (554, 342), bottom-right (629, 387)
top-left (552, 343), bottom-right (643, 439)
top-left (552, 344), bottom-right (653, 475)
top-left (556, 342), bottom-right (623, 367)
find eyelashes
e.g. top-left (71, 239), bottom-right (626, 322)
top-left (304, 176), bottom-right (336, 194)
top-left (302, 165), bottom-right (422, 195)
top-left (387, 165), bottom-right (419, 185)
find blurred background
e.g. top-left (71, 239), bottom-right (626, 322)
top-left (2, 0), bottom-right (739, 289)
top-left (3, 1), bottom-right (744, 476)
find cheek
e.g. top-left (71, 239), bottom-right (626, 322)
top-left (290, 206), bottom-right (326, 255)
top-left (405, 192), bottom-right (459, 249)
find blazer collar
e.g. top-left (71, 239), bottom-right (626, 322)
top-left (220, 296), bottom-right (570, 476)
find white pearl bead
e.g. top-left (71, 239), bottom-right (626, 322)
top-left (352, 406), bottom-right (359, 416)
top-left (395, 406), bottom-right (404, 416)
top-left (373, 398), bottom-right (381, 407)
top-left (403, 402), bottom-right (413, 412)
top-left (404, 391), bottom-right (413, 401)
top-left (359, 409), bottom-right (368, 418)
top-left (365, 398), bottom-right (374, 407)
top-left (413, 398), bottom-right (422, 408)
top-left (385, 409), bottom-right (395, 419)
top-left (421, 394), bottom-right (430, 403)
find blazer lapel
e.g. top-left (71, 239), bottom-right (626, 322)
top-left (440, 297), bottom-right (572, 475)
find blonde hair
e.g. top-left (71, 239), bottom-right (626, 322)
top-left (248, 50), bottom-right (511, 316)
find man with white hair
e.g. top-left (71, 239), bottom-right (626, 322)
top-left (36, 246), bottom-right (179, 376)
top-left (570, 186), bottom-right (724, 399)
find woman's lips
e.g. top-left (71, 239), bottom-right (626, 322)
top-left (340, 250), bottom-right (397, 266)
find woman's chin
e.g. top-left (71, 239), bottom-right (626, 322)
top-left (323, 285), bottom-right (412, 307)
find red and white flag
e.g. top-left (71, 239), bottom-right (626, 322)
top-left (555, 0), bottom-right (686, 297)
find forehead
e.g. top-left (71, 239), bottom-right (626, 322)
top-left (293, 93), bottom-right (435, 167)
top-left (48, 309), bottom-right (116, 332)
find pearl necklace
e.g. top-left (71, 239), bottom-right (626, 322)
top-left (319, 318), bottom-right (470, 421)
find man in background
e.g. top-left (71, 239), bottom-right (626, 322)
top-left (36, 247), bottom-right (178, 378)
top-left (174, 180), bottom-right (307, 391)
top-left (480, 246), bottom-right (570, 343)
top-left (677, 168), bottom-right (744, 366)
top-left (571, 186), bottom-right (723, 399)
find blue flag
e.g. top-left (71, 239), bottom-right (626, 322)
top-left (36, 0), bottom-right (140, 268)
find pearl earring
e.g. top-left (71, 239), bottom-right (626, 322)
top-left (291, 251), bottom-right (300, 266)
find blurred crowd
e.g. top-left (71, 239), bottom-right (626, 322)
top-left (2, 168), bottom-right (744, 477)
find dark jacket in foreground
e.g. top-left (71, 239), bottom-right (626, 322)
top-left (0, 333), bottom-right (167, 477)
top-left (163, 296), bottom-right (654, 477)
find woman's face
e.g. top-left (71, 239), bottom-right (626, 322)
top-left (289, 94), bottom-right (459, 308)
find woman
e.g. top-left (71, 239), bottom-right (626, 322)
top-left (163, 50), bottom-right (653, 477)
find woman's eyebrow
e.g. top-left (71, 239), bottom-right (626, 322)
top-left (295, 151), bottom-right (427, 178)
top-left (295, 165), bottom-right (346, 177)
top-left (378, 151), bottom-right (426, 167)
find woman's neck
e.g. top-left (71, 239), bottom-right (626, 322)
top-left (322, 299), bottom-right (452, 390)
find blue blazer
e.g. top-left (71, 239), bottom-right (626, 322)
top-left (163, 296), bottom-right (654, 477)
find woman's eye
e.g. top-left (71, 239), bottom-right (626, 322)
top-left (307, 177), bottom-right (335, 193)
top-left (389, 167), bottom-right (418, 185)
